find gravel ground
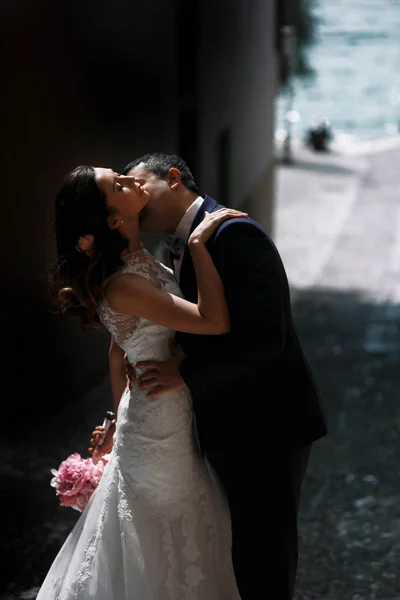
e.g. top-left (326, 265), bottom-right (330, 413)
top-left (293, 291), bottom-right (400, 599)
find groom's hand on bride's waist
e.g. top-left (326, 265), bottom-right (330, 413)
top-left (135, 339), bottom-right (187, 398)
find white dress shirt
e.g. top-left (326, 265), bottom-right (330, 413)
top-left (172, 196), bottom-right (204, 282)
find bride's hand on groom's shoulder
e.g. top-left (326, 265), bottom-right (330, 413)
top-left (189, 208), bottom-right (248, 245)
top-left (136, 339), bottom-right (187, 399)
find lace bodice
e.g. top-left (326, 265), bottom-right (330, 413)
top-left (97, 247), bottom-right (183, 364)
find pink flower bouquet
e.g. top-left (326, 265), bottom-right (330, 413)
top-left (51, 452), bottom-right (110, 512)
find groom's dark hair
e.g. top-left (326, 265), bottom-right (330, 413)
top-left (123, 153), bottom-right (201, 195)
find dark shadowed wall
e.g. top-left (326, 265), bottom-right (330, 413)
top-left (1, 0), bottom-right (278, 433)
top-left (1, 0), bottom-right (179, 430)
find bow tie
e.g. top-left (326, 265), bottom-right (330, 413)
top-left (165, 235), bottom-right (185, 260)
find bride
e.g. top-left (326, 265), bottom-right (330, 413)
top-left (37, 165), bottom-right (246, 600)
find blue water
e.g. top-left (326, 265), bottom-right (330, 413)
top-left (275, 0), bottom-right (400, 141)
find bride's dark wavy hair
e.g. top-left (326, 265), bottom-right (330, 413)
top-left (49, 165), bottom-right (128, 331)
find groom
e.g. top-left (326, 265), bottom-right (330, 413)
top-left (123, 153), bottom-right (327, 599)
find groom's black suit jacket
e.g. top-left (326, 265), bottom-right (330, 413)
top-left (175, 195), bottom-right (327, 459)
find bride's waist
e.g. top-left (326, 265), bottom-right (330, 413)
top-left (119, 386), bottom-right (192, 414)
top-left (124, 353), bottom-right (172, 374)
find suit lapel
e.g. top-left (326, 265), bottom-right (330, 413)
top-left (189, 194), bottom-right (221, 233)
top-left (179, 195), bottom-right (221, 299)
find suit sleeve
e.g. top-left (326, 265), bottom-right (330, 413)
top-left (179, 220), bottom-right (287, 397)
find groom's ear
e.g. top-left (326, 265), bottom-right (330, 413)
top-left (167, 168), bottom-right (181, 190)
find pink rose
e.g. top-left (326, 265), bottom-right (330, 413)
top-left (51, 452), bottom-right (110, 512)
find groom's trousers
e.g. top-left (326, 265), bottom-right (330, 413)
top-left (207, 443), bottom-right (312, 600)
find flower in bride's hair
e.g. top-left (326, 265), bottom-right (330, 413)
top-left (76, 234), bottom-right (95, 257)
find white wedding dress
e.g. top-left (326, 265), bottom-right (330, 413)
top-left (36, 247), bottom-right (241, 600)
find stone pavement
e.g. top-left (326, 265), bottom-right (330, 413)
top-left (275, 138), bottom-right (400, 302)
top-left (275, 139), bottom-right (400, 599)
top-left (3, 140), bottom-right (400, 599)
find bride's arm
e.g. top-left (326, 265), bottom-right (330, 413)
top-left (108, 338), bottom-right (127, 413)
top-left (105, 209), bottom-right (247, 336)
top-left (88, 338), bottom-right (124, 456)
